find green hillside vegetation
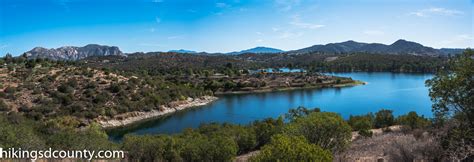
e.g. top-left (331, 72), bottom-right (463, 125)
top-left (84, 52), bottom-right (446, 75)
top-left (0, 54), bottom-right (208, 123)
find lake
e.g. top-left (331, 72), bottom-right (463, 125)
top-left (249, 68), bottom-right (306, 73)
top-left (108, 72), bottom-right (434, 141)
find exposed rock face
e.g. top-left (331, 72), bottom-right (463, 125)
top-left (25, 44), bottom-right (124, 61)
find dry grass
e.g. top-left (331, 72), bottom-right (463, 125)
top-left (336, 126), bottom-right (442, 162)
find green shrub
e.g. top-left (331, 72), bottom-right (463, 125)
top-left (348, 113), bottom-right (374, 131)
top-left (0, 114), bottom-right (46, 149)
top-left (284, 112), bottom-right (351, 152)
top-left (251, 134), bottom-right (332, 161)
top-left (108, 83), bottom-right (121, 93)
top-left (374, 109), bottom-right (395, 128)
top-left (252, 117), bottom-right (284, 147)
top-left (57, 84), bottom-right (74, 94)
top-left (358, 129), bottom-right (373, 138)
top-left (397, 111), bottom-right (431, 129)
top-left (0, 100), bottom-right (9, 111)
top-left (93, 92), bottom-right (110, 104)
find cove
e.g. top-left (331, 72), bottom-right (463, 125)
top-left (108, 72), bottom-right (434, 141)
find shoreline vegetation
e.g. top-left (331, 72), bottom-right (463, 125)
top-left (215, 80), bottom-right (365, 95)
top-left (97, 96), bottom-right (218, 128)
top-left (99, 80), bottom-right (364, 129)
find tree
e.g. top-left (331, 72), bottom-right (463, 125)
top-left (426, 49), bottom-right (474, 160)
top-left (108, 83), bottom-right (122, 93)
top-left (284, 112), bottom-right (351, 152)
top-left (397, 111), bottom-right (430, 129)
top-left (25, 59), bottom-right (37, 68)
top-left (252, 117), bottom-right (284, 147)
top-left (57, 84), bottom-right (74, 94)
top-left (348, 114), bottom-right (374, 138)
top-left (426, 49), bottom-right (474, 126)
top-left (251, 134), bottom-right (332, 161)
top-left (4, 53), bottom-right (13, 64)
top-left (285, 106), bottom-right (320, 121)
top-left (374, 109), bottom-right (394, 128)
top-left (348, 113), bottom-right (374, 131)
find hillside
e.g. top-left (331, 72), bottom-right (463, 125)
top-left (0, 56), bottom-right (208, 125)
top-left (289, 39), bottom-right (446, 56)
top-left (228, 47), bottom-right (285, 55)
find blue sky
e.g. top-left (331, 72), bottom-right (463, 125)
top-left (0, 0), bottom-right (472, 55)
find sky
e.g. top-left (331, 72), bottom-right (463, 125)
top-left (0, 0), bottom-right (473, 55)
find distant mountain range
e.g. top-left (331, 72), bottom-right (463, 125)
top-left (289, 39), bottom-right (455, 56)
top-left (168, 49), bottom-right (197, 54)
top-left (228, 47), bottom-right (285, 55)
top-left (25, 44), bottom-right (124, 61)
top-left (22, 39), bottom-right (466, 61)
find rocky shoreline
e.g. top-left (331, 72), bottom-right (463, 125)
top-left (97, 96), bottom-right (218, 128)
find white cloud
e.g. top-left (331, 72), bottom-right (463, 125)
top-left (409, 7), bottom-right (463, 17)
top-left (290, 15), bottom-right (324, 29)
top-left (363, 30), bottom-right (385, 36)
top-left (272, 27), bottom-right (280, 32)
top-left (216, 2), bottom-right (230, 8)
top-left (255, 39), bottom-right (264, 43)
top-left (256, 32), bottom-right (263, 35)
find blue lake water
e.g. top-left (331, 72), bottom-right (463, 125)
top-left (250, 68), bottom-right (306, 73)
top-left (108, 72), bottom-right (434, 141)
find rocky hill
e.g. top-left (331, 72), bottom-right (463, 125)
top-left (24, 44), bottom-right (124, 61)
